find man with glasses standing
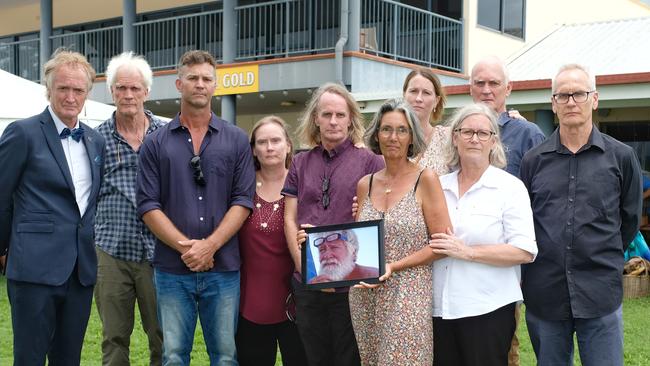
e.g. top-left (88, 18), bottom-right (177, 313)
top-left (137, 50), bottom-right (255, 365)
top-left (94, 52), bottom-right (164, 365)
top-left (283, 82), bottom-right (384, 366)
top-left (520, 64), bottom-right (642, 366)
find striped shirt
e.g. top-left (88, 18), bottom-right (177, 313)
top-left (94, 110), bottom-right (165, 262)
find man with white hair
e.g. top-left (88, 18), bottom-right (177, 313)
top-left (94, 51), bottom-right (165, 365)
top-left (470, 56), bottom-right (545, 178)
top-left (309, 230), bottom-right (377, 284)
top-left (520, 63), bottom-right (642, 365)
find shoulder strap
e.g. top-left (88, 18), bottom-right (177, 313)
top-left (368, 173), bottom-right (375, 198)
top-left (413, 169), bottom-right (425, 194)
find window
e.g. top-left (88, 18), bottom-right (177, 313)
top-left (402, 0), bottom-right (462, 20)
top-left (478, 0), bottom-right (525, 39)
top-left (601, 121), bottom-right (650, 171)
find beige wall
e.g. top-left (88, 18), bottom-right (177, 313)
top-left (0, 0), bottom-right (209, 36)
top-left (0, 1), bottom-right (40, 36)
top-left (525, 0), bottom-right (650, 42)
top-left (463, 0), bottom-right (527, 74)
top-left (464, 0), bottom-right (650, 73)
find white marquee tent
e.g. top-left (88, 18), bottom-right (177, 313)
top-left (0, 69), bottom-right (116, 135)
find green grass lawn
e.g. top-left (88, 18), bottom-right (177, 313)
top-left (1, 276), bottom-right (648, 365)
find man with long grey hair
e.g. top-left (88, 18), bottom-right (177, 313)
top-left (283, 82), bottom-right (384, 366)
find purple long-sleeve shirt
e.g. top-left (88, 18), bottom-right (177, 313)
top-left (282, 139), bottom-right (384, 226)
top-left (137, 113), bottom-right (255, 274)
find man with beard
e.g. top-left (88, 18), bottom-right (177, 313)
top-left (309, 230), bottom-right (378, 284)
top-left (137, 50), bottom-right (255, 365)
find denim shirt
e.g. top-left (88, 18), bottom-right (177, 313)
top-left (499, 112), bottom-right (546, 178)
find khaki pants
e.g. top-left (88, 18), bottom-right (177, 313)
top-left (94, 248), bottom-right (163, 366)
top-left (507, 303), bottom-right (521, 366)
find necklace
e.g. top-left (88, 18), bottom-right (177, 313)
top-left (255, 197), bottom-right (281, 229)
top-left (117, 116), bottom-right (146, 143)
top-left (116, 117), bottom-right (147, 163)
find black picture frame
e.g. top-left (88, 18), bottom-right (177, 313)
top-left (302, 219), bottom-right (385, 290)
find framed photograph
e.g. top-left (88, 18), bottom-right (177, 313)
top-left (302, 219), bottom-right (385, 290)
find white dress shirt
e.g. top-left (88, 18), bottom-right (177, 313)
top-left (49, 106), bottom-right (92, 216)
top-left (433, 165), bottom-right (537, 319)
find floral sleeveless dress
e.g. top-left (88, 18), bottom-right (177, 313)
top-left (349, 172), bottom-right (433, 365)
top-left (416, 124), bottom-right (450, 175)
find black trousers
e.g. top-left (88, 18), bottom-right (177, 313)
top-left (292, 280), bottom-right (360, 366)
top-left (236, 314), bottom-right (307, 366)
top-left (7, 269), bottom-right (94, 366)
top-left (433, 302), bottom-right (517, 366)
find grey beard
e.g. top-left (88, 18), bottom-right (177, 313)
top-left (320, 256), bottom-right (355, 281)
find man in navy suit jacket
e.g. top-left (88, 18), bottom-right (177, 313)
top-left (0, 50), bottom-right (105, 365)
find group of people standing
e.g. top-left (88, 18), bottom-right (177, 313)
top-left (0, 46), bottom-right (641, 366)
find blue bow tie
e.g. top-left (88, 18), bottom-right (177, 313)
top-left (60, 127), bottom-right (85, 142)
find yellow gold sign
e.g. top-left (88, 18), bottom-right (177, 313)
top-left (215, 65), bottom-right (259, 96)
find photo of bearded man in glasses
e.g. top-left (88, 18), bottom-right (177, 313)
top-left (308, 230), bottom-right (378, 284)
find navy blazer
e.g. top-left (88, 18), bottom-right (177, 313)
top-left (0, 107), bottom-right (105, 286)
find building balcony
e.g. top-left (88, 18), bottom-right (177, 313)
top-left (0, 0), bottom-right (463, 82)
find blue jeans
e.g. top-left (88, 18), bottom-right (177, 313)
top-left (154, 269), bottom-right (240, 366)
top-left (525, 305), bottom-right (623, 366)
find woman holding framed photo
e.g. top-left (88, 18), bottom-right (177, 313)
top-left (349, 98), bottom-right (451, 365)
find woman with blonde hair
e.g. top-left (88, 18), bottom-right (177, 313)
top-left (429, 103), bottom-right (537, 366)
top-left (402, 67), bottom-right (449, 174)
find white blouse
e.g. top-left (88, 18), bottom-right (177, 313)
top-left (432, 166), bottom-right (537, 319)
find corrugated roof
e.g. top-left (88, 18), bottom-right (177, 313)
top-left (506, 17), bottom-right (650, 81)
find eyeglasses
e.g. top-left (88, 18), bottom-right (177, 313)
top-left (189, 155), bottom-right (206, 186)
top-left (552, 91), bottom-right (595, 104)
top-left (454, 128), bottom-right (495, 141)
top-left (379, 126), bottom-right (410, 138)
top-left (321, 177), bottom-right (330, 209)
top-left (314, 233), bottom-right (348, 247)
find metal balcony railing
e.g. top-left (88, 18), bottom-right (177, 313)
top-left (0, 38), bottom-right (40, 82)
top-left (361, 0), bottom-right (463, 72)
top-left (134, 10), bottom-right (223, 70)
top-left (236, 0), bottom-right (339, 60)
top-left (50, 25), bottom-right (122, 77)
top-left (0, 0), bottom-right (463, 82)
